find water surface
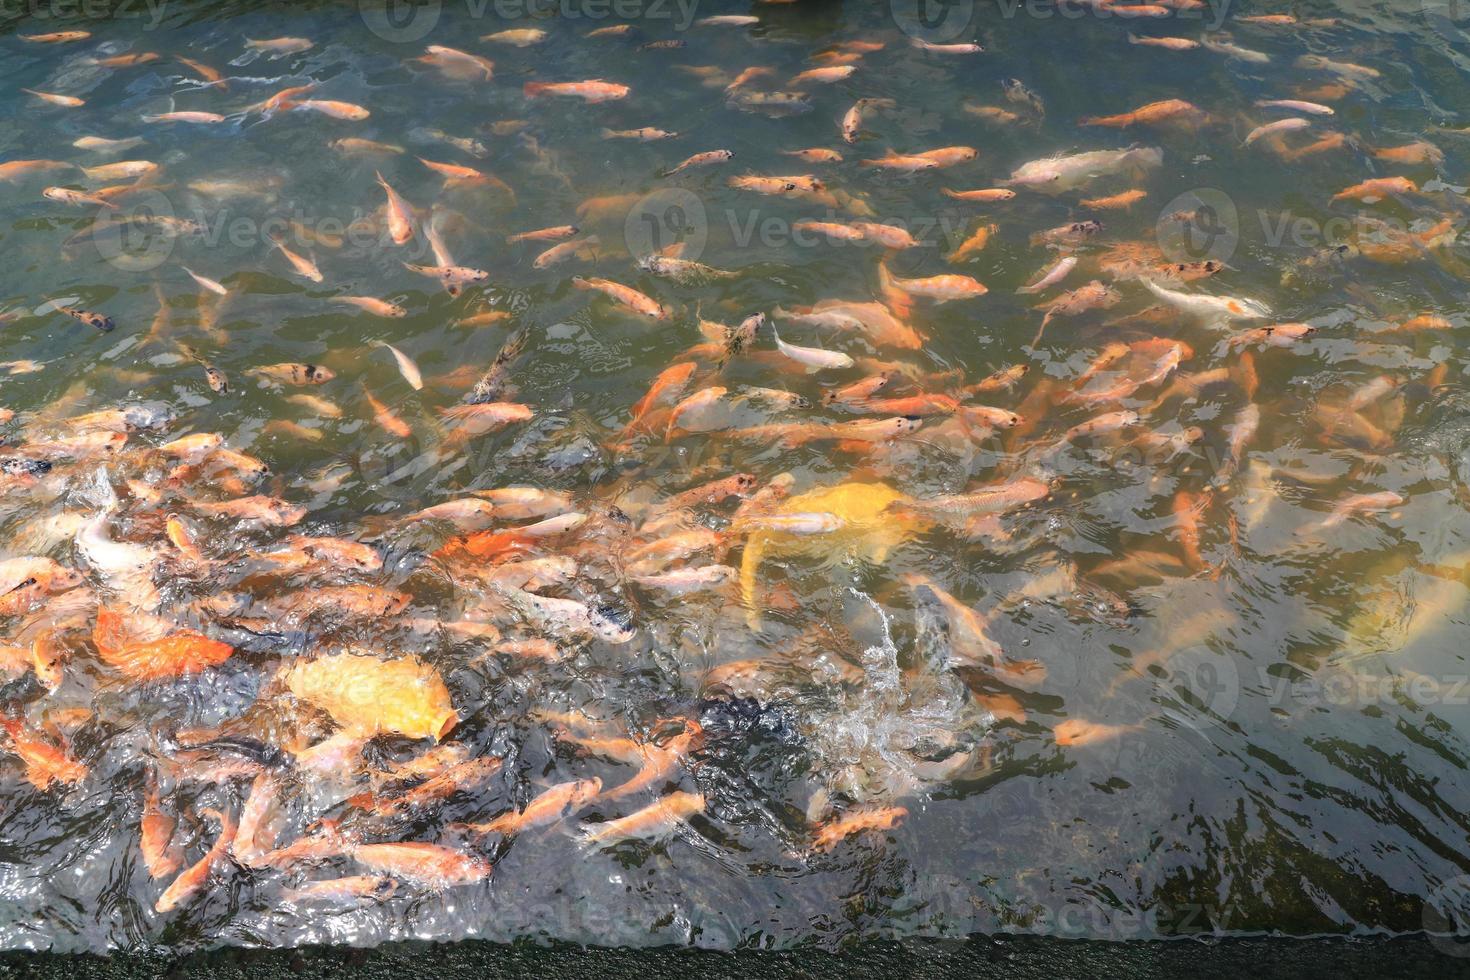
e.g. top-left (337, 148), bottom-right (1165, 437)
top-left (2, 0), bottom-right (1470, 955)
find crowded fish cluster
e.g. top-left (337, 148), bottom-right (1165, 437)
top-left (1, 0), bottom-right (1468, 951)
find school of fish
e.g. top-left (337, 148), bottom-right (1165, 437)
top-left (0, 0), bottom-right (1466, 950)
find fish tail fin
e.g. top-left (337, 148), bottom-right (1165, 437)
top-left (739, 532), bottom-right (769, 631)
top-left (523, 82), bottom-right (549, 98)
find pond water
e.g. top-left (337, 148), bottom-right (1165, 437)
top-left (2, 0), bottom-right (1470, 955)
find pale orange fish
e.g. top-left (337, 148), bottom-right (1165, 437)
top-left (533, 235), bottom-right (599, 269)
top-left (725, 66), bottom-right (775, 91)
top-left (81, 160), bottom-right (157, 180)
top-left (0, 159), bottom-right (76, 181)
top-left (1080, 98), bottom-right (1206, 128)
top-left (852, 222), bottom-right (920, 248)
top-left (403, 261), bottom-right (489, 293)
top-left (523, 79), bottom-right (629, 102)
top-left (404, 499), bottom-right (499, 528)
top-left (1081, 188), bottom-right (1147, 210)
top-left (862, 152), bottom-right (942, 172)
top-left (822, 373), bottom-right (893, 406)
top-left (456, 310), bottom-right (513, 328)
top-left (1389, 314), bottom-right (1452, 332)
top-left (23, 89), bottom-right (84, 107)
top-left (90, 52), bottom-right (161, 68)
top-left (20, 31), bottom-right (91, 42)
top-left (269, 235), bottom-right (323, 282)
top-left (1, 716), bottom-right (88, 790)
top-left (350, 842), bottom-right (491, 888)
top-left (187, 495), bottom-right (306, 526)
top-left (664, 149), bottom-right (735, 176)
top-left (579, 791), bottom-right (706, 847)
top-left (281, 876), bottom-right (397, 904)
top-left (142, 111), bottom-right (225, 124)
top-left (159, 432), bottom-right (224, 460)
top-left (165, 514), bottom-right (206, 562)
top-left (474, 486), bottom-right (576, 520)
top-left (946, 222), bottom-right (996, 263)
top-left (437, 403), bottom-right (533, 443)
top-left (840, 97), bottom-right (894, 143)
top-left (572, 277), bottom-right (669, 319)
top-left (811, 807), bottom-right (906, 852)
top-left (792, 220), bottom-right (866, 242)
top-left (43, 186), bottom-right (117, 209)
top-left (417, 45), bottom-right (494, 80)
top-left (1227, 323), bottom-right (1317, 348)
top-left (942, 187), bottom-right (1016, 202)
top-left (1172, 490), bottom-right (1209, 570)
top-left (288, 99), bottom-right (370, 120)
top-left (962, 104), bottom-right (1022, 123)
top-left (781, 147), bottom-right (844, 163)
top-left (141, 774), bottom-right (183, 879)
top-left (1062, 410), bottom-right (1140, 441)
top-left (364, 386), bottom-right (412, 438)
top-left (245, 36), bottom-right (313, 54)
top-left (897, 476), bottom-right (1047, 520)
top-left (625, 362), bottom-right (699, 434)
top-left (348, 756), bottom-right (502, 815)
top-left (1317, 490), bottom-right (1405, 529)
top-left (455, 778), bottom-right (602, 837)
top-left (1373, 141), bottom-right (1444, 166)
top-left (482, 26), bottom-right (546, 45)
top-left (885, 272), bottom-right (987, 301)
top-left (1054, 719), bottom-right (1140, 746)
top-left (156, 808), bottom-right (236, 913)
top-left (849, 393), bottom-right (962, 417)
top-left (249, 362), bottom-right (334, 385)
top-left (507, 224), bottom-right (578, 244)
top-left (375, 171), bottom-right (415, 245)
top-left (790, 65), bottom-right (856, 85)
top-left (334, 296), bottom-right (406, 317)
top-left (283, 535), bottom-right (381, 571)
top-left (175, 55), bottom-right (226, 87)
top-left (331, 137), bottom-right (405, 155)
top-left (1331, 176), bottom-right (1416, 203)
top-left (602, 126), bottom-right (678, 141)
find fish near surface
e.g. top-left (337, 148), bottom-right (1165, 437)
top-left (282, 652), bottom-right (458, 742)
top-left (739, 482), bottom-right (926, 629)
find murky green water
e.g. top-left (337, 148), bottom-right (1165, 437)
top-left (2, 0), bottom-right (1470, 956)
